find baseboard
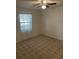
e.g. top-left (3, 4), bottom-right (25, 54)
top-left (16, 34), bottom-right (41, 44)
top-left (41, 34), bottom-right (63, 41)
top-left (16, 34), bottom-right (63, 44)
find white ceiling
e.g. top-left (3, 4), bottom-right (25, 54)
top-left (16, 0), bottom-right (63, 9)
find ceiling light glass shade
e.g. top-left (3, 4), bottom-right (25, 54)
top-left (41, 5), bottom-right (46, 9)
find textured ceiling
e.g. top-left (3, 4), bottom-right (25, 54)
top-left (16, 0), bottom-right (63, 9)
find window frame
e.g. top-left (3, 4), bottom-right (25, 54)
top-left (18, 13), bottom-right (32, 32)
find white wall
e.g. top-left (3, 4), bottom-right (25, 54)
top-left (16, 6), bottom-right (63, 42)
top-left (42, 6), bottom-right (63, 40)
top-left (16, 8), bottom-right (42, 42)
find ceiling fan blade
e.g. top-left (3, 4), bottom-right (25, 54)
top-left (34, 3), bottom-right (41, 6)
top-left (33, 3), bottom-right (41, 7)
top-left (47, 3), bottom-right (56, 5)
top-left (46, 5), bottom-right (50, 8)
top-left (37, 5), bottom-right (41, 8)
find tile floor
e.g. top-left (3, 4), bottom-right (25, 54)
top-left (16, 35), bottom-right (63, 59)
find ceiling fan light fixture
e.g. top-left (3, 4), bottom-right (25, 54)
top-left (41, 5), bottom-right (46, 9)
top-left (43, 1), bottom-right (47, 4)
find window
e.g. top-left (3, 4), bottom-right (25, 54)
top-left (19, 14), bottom-right (32, 32)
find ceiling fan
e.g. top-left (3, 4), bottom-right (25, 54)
top-left (33, 0), bottom-right (56, 9)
